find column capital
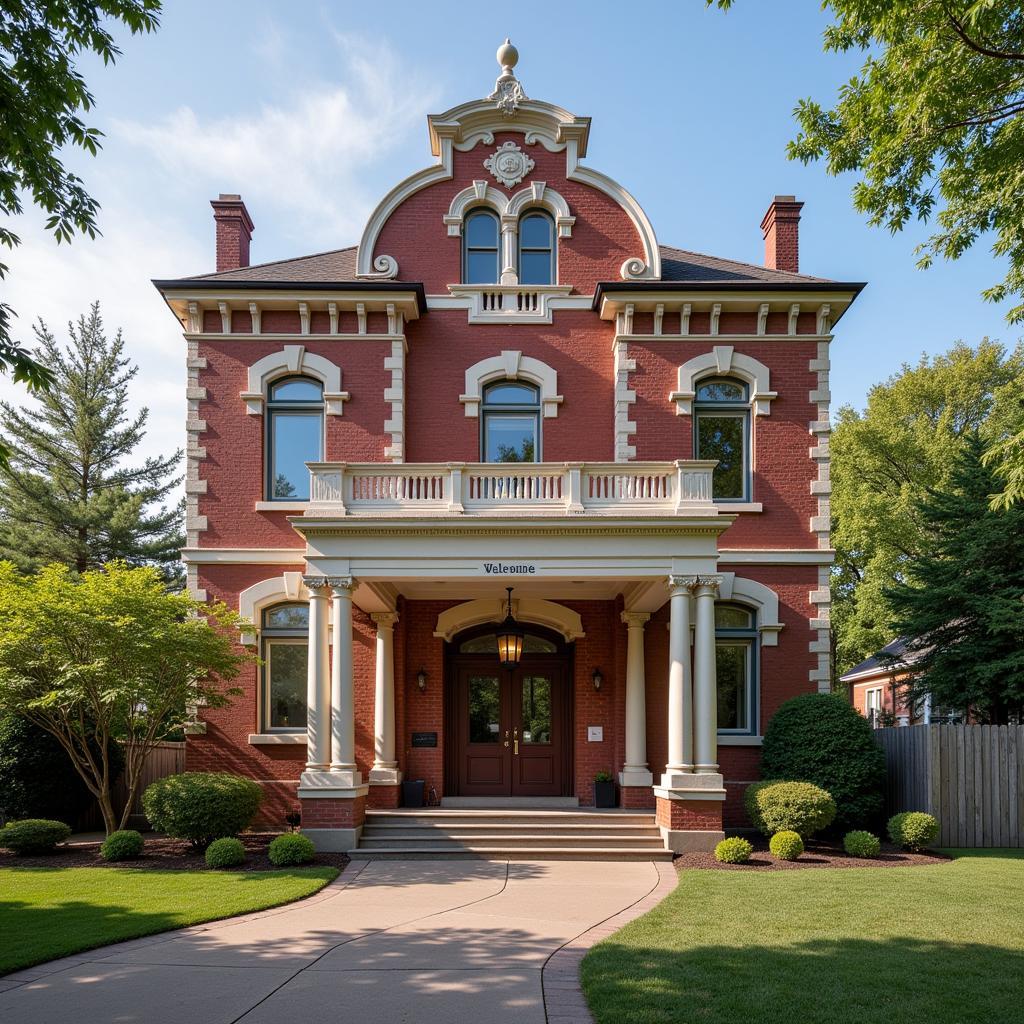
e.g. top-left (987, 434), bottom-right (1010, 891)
top-left (303, 575), bottom-right (331, 594)
top-left (668, 574), bottom-right (697, 595)
top-left (694, 574), bottom-right (724, 598)
top-left (620, 610), bottom-right (651, 629)
top-left (371, 611), bottom-right (399, 629)
top-left (327, 575), bottom-right (355, 595)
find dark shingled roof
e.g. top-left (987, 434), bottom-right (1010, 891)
top-left (840, 637), bottom-right (920, 682)
top-left (166, 244), bottom-right (834, 288)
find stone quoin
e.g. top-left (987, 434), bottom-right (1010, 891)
top-left (153, 39), bottom-right (864, 855)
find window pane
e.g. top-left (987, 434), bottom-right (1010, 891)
top-left (466, 212), bottom-right (498, 248)
top-left (520, 213), bottom-right (552, 248)
top-left (468, 675), bottom-right (501, 743)
top-left (715, 604), bottom-right (753, 629)
top-left (521, 675), bottom-right (552, 744)
top-left (270, 411), bottom-right (322, 499)
top-left (696, 413), bottom-right (746, 499)
top-left (484, 383), bottom-right (539, 406)
top-left (466, 249), bottom-right (499, 284)
top-left (263, 604), bottom-right (309, 630)
top-left (270, 378), bottom-right (322, 401)
top-left (519, 250), bottom-right (552, 285)
top-left (267, 642), bottom-right (307, 729)
top-left (716, 642), bottom-right (750, 731)
top-left (484, 414), bottom-right (537, 462)
top-left (459, 632), bottom-right (556, 653)
top-left (697, 380), bottom-right (747, 402)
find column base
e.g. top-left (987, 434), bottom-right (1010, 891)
top-left (298, 768), bottom-right (367, 795)
top-left (298, 791), bottom-right (367, 852)
top-left (368, 765), bottom-right (403, 785)
top-left (619, 766), bottom-right (654, 788)
top-left (655, 776), bottom-right (726, 853)
top-left (659, 770), bottom-right (724, 793)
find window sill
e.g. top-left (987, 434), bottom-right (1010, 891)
top-left (255, 501), bottom-right (310, 512)
top-left (248, 733), bottom-right (307, 745)
top-left (717, 734), bottom-right (763, 746)
top-left (713, 502), bottom-right (763, 513)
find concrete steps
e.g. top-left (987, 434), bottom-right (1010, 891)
top-left (352, 808), bottom-right (671, 861)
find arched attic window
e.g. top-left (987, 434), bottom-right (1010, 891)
top-left (464, 210), bottom-right (500, 284)
top-left (517, 211), bottom-right (555, 285)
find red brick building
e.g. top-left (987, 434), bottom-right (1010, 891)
top-left (154, 42), bottom-right (863, 854)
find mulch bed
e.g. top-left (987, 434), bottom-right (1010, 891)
top-left (676, 837), bottom-right (950, 871)
top-left (0, 832), bottom-right (350, 872)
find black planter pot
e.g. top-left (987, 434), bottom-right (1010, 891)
top-left (594, 780), bottom-right (617, 808)
top-left (402, 780), bottom-right (425, 808)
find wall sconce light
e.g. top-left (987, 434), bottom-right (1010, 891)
top-left (592, 667), bottom-right (603, 691)
top-left (416, 668), bottom-right (428, 693)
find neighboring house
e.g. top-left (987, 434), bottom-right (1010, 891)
top-left (843, 638), bottom-right (928, 727)
top-left (153, 42), bottom-right (864, 854)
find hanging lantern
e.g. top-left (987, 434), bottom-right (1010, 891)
top-left (495, 586), bottom-right (525, 667)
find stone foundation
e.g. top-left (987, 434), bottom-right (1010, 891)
top-left (655, 788), bottom-right (725, 853)
top-left (299, 792), bottom-right (367, 851)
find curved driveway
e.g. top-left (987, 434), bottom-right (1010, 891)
top-left (0, 858), bottom-right (673, 1024)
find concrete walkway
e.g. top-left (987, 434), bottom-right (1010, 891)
top-left (0, 858), bottom-right (675, 1024)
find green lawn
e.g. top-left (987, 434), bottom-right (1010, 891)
top-left (0, 865), bottom-right (339, 975)
top-left (581, 850), bottom-right (1024, 1024)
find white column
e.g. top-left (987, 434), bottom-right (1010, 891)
top-left (303, 577), bottom-right (331, 771)
top-left (500, 217), bottom-right (518, 286)
top-left (328, 577), bottom-right (360, 784)
top-left (662, 575), bottom-right (694, 788)
top-left (693, 577), bottom-right (721, 774)
top-left (620, 611), bottom-right (653, 788)
top-left (369, 611), bottom-right (402, 785)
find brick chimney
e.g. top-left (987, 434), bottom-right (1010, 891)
top-left (760, 195), bottom-right (803, 273)
top-left (211, 194), bottom-right (254, 272)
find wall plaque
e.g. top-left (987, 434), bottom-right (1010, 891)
top-left (411, 732), bottom-right (438, 748)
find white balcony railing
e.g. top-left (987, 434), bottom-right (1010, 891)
top-left (305, 461), bottom-right (718, 517)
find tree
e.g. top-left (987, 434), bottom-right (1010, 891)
top-left (884, 433), bottom-right (1024, 724)
top-left (0, 1), bottom-right (161, 423)
top-left (0, 303), bottom-right (184, 582)
top-left (831, 340), bottom-right (1023, 672)
top-left (0, 561), bottom-right (248, 834)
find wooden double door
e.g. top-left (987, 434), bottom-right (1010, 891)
top-left (450, 656), bottom-right (571, 798)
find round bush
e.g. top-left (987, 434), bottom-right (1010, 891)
top-left (769, 830), bottom-right (804, 860)
top-left (101, 829), bottom-right (144, 862)
top-left (268, 833), bottom-right (315, 866)
top-left (888, 811), bottom-right (939, 851)
top-left (0, 818), bottom-right (72, 854)
top-left (760, 693), bottom-right (887, 830)
top-left (714, 837), bottom-right (753, 864)
top-left (745, 781), bottom-right (836, 838)
top-left (142, 772), bottom-right (262, 849)
top-left (844, 830), bottom-right (881, 858)
top-left (205, 837), bottom-right (247, 868)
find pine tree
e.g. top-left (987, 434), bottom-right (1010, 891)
top-left (885, 433), bottom-right (1024, 724)
top-left (0, 303), bottom-right (183, 582)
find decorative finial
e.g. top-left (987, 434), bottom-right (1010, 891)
top-left (489, 37), bottom-right (526, 117)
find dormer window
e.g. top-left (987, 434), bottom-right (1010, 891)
top-left (464, 210), bottom-right (500, 284)
top-left (518, 211), bottom-right (555, 285)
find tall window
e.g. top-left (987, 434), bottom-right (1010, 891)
top-left (481, 381), bottom-right (540, 462)
top-left (262, 603), bottom-right (308, 732)
top-left (715, 603), bottom-right (757, 734)
top-left (464, 210), bottom-right (500, 284)
top-left (518, 211), bottom-right (555, 285)
top-left (694, 378), bottom-right (750, 501)
top-left (266, 376), bottom-right (323, 500)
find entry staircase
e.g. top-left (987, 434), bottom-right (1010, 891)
top-left (351, 808), bottom-right (672, 860)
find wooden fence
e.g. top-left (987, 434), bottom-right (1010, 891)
top-left (875, 724), bottom-right (1023, 848)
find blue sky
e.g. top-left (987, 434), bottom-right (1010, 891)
top-left (3, 0), bottom-right (1018, 463)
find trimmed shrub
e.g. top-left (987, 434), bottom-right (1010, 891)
top-left (0, 818), bottom-right (72, 854)
top-left (844, 830), bottom-right (881, 858)
top-left (888, 811), bottom-right (939, 851)
top-left (142, 772), bottom-right (262, 849)
top-left (205, 837), bottom-right (247, 868)
top-left (714, 837), bottom-right (753, 864)
top-left (760, 693), bottom-right (887, 830)
top-left (769, 830), bottom-right (804, 860)
top-left (268, 833), bottom-right (315, 866)
top-left (745, 781), bottom-right (836, 838)
top-left (101, 829), bottom-right (144, 861)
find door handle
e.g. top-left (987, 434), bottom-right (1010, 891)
top-left (513, 727), bottom-right (519, 755)
top-left (504, 729), bottom-right (510, 748)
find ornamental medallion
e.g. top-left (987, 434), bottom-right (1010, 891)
top-left (483, 141), bottom-right (535, 189)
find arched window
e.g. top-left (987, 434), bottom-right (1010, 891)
top-left (694, 378), bottom-right (750, 501)
top-left (262, 603), bottom-right (308, 732)
top-left (464, 210), bottom-right (500, 284)
top-left (481, 381), bottom-right (540, 462)
top-left (266, 376), bottom-right (323, 500)
top-left (715, 603), bottom-right (758, 735)
top-left (518, 211), bottom-right (555, 285)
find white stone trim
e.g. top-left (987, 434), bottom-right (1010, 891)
top-left (238, 571), bottom-right (310, 644)
top-left (383, 337), bottom-right (407, 462)
top-left (810, 564), bottom-right (832, 692)
top-left (670, 346), bottom-right (777, 416)
top-left (808, 339), bottom-right (832, 692)
top-left (443, 180), bottom-right (574, 240)
top-left (718, 549), bottom-right (834, 565)
top-left (717, 573), bottom-right (784, 646)
top-left (241, 345), bottom-right (350, 415)
top-left (460, 350), bottom-right (563, 417)
top-left (613, 339), bottom-right (637, 462)
top-left (248, 733), bottom-right (306, 745)
top-left (181, 547), bottom-right (305, 564)
top-left (434, 597), bottom-right (585, 642)
top-left (185, 338), bottom-right (208, 556)
top-left (440, 285), bottom-right (577, 324)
